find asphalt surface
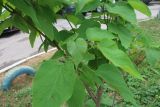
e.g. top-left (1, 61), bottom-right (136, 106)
top-left (0, 2), bottom-right (160, 70)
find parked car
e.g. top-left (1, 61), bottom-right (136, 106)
top-left (142, 0), bottom-right (152, 5)
top-left (0, 8), bottom-right (20, 37)
top-left (1, 27), bottom-right (19, 36)
top-left (0, 27), bottom-right (19, 37)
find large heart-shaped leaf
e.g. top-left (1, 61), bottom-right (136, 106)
top-left (68, 78), bottom-right (86, 107)
top-left (108, 23), bottom-right (133, 49)
top-left (33, 60), bottom-right (76, 107)
top-left (67, 38), bottom-right (88, 65)
top-left (105, 3), bottom-right (136, 23)
top-left (97, 39), bottom-right (143, 80)
top-left (12, 15), bottom-right (29, 33)
top-left (78, 19), bottom-right (101, 38)
top-left (35, 6), bottom-right (56, 40)
top-left (97, 64), bottom-right (137, 106)
top-left (86, 27), bottom-right (115, 41)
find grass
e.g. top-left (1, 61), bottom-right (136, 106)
top-left (139, 19), bottom-right (160, 45)
top-left (0, 19), bottom-right (160, 107)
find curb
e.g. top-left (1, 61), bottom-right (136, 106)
top-left (0, 48), bottom-right (57, 74)
top-left (138, 17), bottom-right (155, 22)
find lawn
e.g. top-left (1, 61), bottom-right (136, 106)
top-left (140, 19), bottom-right (160, 45)
top-left (0, 19), bottom-right (160, 107)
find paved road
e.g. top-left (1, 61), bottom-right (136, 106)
top-left (0, 33), bottom-right (42, 69)
top-left (0, 2), bottom-right (160, 70)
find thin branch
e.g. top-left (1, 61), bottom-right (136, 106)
top-left (2, 5), bottom-right (13, 13)
top-left (112, 92), bottom-right (116, 107)
top-left (96, 86), bottom-right (103, 107)
top-left (3, 3), bottom-right (62, 50)
top-left (40, 35), bottom-right (44, 43)
top-left (64, 15), bottom-right (76, 33)
top-left (85, 84), bottom-right (97, 104)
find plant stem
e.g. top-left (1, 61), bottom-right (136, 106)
top-left (112, 92), bottom-right (116, 107)
top-left (96, 86), bottom-right (103, 107)
top-left (85, 83), bottom-right (103, 107)
top-left (85, 84), bottom-right (97, 104)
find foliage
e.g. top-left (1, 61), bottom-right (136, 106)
top-left (0, 0), bottom-right (159, 107)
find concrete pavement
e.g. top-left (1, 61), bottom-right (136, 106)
top-left (0, 33), bottom-right (42, 69)
top-left (0, 2), bottom-right (160, 70)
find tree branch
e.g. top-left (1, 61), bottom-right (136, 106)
top-left (112, 92), bottom-right (116, 107)
top-left (64, 15), bottom-right (76, 34)
top-left (85, 84), bottom-right (97, 104)
top-left (3, 3), bottom-right (61, 50)
top-left (96, 86), bottom-right (103, 107)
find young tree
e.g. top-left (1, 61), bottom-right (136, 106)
top-left (0, 0), bottom-right (158, 107)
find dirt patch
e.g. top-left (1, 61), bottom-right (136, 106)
top-left (0, 50), bottom-right (57, 107)
top-left (0, 49), bottom-right (57, 88)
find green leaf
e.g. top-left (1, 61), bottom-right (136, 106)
top-left (0, 6), bottom-right (2, 15)
top-left (43, 39), bottom-right (49, 52)
top-left (0, 9), bottom-right (10, 21)
top-left (33, 59), bottom-right (76, 107)
top-left (76, 0), bottom-right (94, 13)
top-left (81, 0), bottom-right (100, 12)
top-left (82, 52), bottom-right (95, 65)
top-left (67, 38), bottom-right (87, 65)
top-left (35, 6), bottom-right (55, 40)
top-left (145, 48), bottom-right (160, 66)
top-left (80, 64), bottom-right (101, 86)
top-left (9, 0), bottom-right (38, 25)
top-left (86, 27), bottom-right (115, 41)
top-left (78, 19), bottom-right (101, 38)
top-left (12, 15), bottom-right (29, 33)
top-left (128, 0), bottom-right (151, 16)
top-left (55, 30), bottom-right (72, 43)
top-left (67, 15), bottom-right (82, 25)
top-left (97, 39), bottom-right (143, 80)
top-left (37, 0), bottom-right (58, 8)
top-left (68, 78), bottom-right (86, 107)
top-left (0, 18), bottom-right (12, 35)
top-left (29, 28), bottom-right (37, 48)
top-left (51, 50), bottom-right (64, 59)
top-left (97, 64), bottom-right (137, 106)
top-left (105, 3), bottom-right (136, 23)
top-left (85, 99), bottom-right (96, 107)
top-left (101, 93), bottom-right (113, 106)
top-left (108, 23), bottom-right (133, 49)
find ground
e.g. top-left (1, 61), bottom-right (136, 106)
top-left (0, 50), bottom-right (56, 107)
top-left (140, 19), bottom-right (160, 44)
